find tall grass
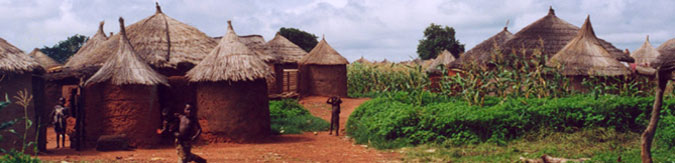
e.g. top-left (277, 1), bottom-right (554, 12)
top-left (347, 62), bottom-right (429, 97)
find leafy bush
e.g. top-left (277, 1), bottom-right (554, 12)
top-left (270, 99), bottom-right (329, 134)
top-left (346, 91), bottom-right (675, 149)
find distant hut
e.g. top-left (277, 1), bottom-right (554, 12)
top-left (89, 3), bottom-right (217, 115)
top-left (83, 18), bottom-right (168, 148)
top-left (65, 21), bottom-right (108, 69)
top-left (632, 36), bottom-right (661, 67)
top-left (186, 21), bottom-right (271, 142)
top-left (0, 37), bottom-right (45, 151)
top-left (267, 33), bottom-right (309, 95)
top-left (450, 26), bottom-right (513, 69)
top-left (298, 37), bottom-right (349, 97)
top-left (354, 56), bottom-right (371, 64)
top-left (28, 48), bottom-right (61, 70)
top-left (501, 7), bottom-right (632, 63)
top-left (426, 49), bottom-right (456, 75)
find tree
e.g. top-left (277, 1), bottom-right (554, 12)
top-left (39, 34), bottom-right (88, 63)
top-left (417, 23), bottom-right (465, 60)
top-left (278, 27), bottom-right (318, 52)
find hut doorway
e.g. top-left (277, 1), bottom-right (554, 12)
top-left (282, 69), bottom-right (299, 94)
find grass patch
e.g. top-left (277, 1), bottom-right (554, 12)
top-left (270, 99), bottom-right (329, 134)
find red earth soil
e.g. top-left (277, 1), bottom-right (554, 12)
top-left (38, 96), bottom-right (400, 162)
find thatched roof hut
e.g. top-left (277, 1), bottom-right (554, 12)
top-left (298, 37), bottom-right (349, 96)
top-left (426, 49), bottom-right (456, 74)
top-left (65, 21), bottom-right (108, 69)
top-left (354, 56), bottom-right (371, 64)
top-left (631, 36), bottom-right (660, 67)
top-left (83, 17), bottom-right (167, 148)
top-left (267, 33), bottom-right (308, 64)
top-left (187, 20), bottom-right (271, 142)
top-left (89, 3), bottom-right (217, 73)
top-left (652, 38), bottom-right (675, 71)
top-left (0, 37), bottom-right (39, 73)
top-left (501, 7), bottom-right (632, 63)
top-left (28, 48), bottom-right (61, 70)
top-left (450, 26), bottom-right (513, 69)
top-left (547, 16), bottom-right (630, 76)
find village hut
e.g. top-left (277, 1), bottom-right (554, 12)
top-left (547, 16), bottom-right (631, 76)
top-left (83, 18), bottom-right (168, 148)
top-left (354, 56), bottom-right (372, 64)
top-left (186, 21), bottom-right (271, 142)
top-left (450, 26), bottom-right (513, 69)
top-left (630, 36), bottom-right (660, 74)
top-left (267, 33), bottom-right (309, 95)
top-left (64, 21), bottom-right (108, 69)
top-left (87, 3), bottom-right (217, 115)
top-left (28, 48), bottom-right (61, 70)
top-left (426, 49), bottom-right (456, 75)
top-left (0, 37), bottom-right (46, 151)
top-left (501, 7), bottom-right (632, 63)
top-left (298, 37), bottom-right (349, 97)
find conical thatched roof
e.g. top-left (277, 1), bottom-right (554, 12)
top-left (90, 3), bottom-right (217, 69)
top-left (631, 36), bottom-right (660, 66)
top-left (28, 48), bottom-right (61, 69)
top-left (65, 21), bottom-right (108, 68)
top-left (0, 37), bottom-right (39, 73)
top-left (354, 56), bottom-right (371, 64)
top-left (299, 38), bottom-right (348, 65)
top-left (450, 26), bottom-right (513, 68)
top-left (501, 7), bottom-right (632, 63)
top-left (267, 33), bottom-right (308, 64)
top-left (186, 21), bottom-right (271, 82)
top-left (547, 16), bottom-right (630, 76)
top-left (86, 18), bottom-right (168, 86)
top-left (238, 35), bottom-right (274, 62)
top-left (427, 50), bottom-right (456, 74)
top-left (652, 38), bottom-right (675, 71)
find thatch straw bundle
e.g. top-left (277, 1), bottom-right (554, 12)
top-left (186, 21), bottom-right (271, 82)
top-left (426, 49), bottom-right (456, 74)
top-left (652, 38), bottom-right (675, 71)
top-left (450, 27), bottom-right (513, 68)
top-left (547, 16), bottom-right (630, 76)
top-left (267, 33), bottom-right (308, 64)
top-left (28, 48), bottom-right (60, 69)
top-left (299, 38), bottom-right (349, 65)
top-left (501, 7), bottom-right (632, 62)
top-left (85, 18), bottom-right (168, 86)
top-left (65, 21), bottom-right (108, 68)
top-left (631, 36), bottom-right (660, 66)
top-left (0, 37), bottom-right (39, 73)
top-left (90, 3), bottom-right (217, 69)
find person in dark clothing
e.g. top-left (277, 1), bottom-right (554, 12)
top-left (326, 96), bottom-right (343, 136)
top-left (50, 97), bottom-right (68, 148)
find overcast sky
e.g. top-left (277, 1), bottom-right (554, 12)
top-left (1, 0), bottom-right (673, 62)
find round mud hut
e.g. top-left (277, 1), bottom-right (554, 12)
top-left (186, 21), bottom-right (272, 142)
top-left (630, 36), bottom-right (661, 74)
top-left (500, 7), bottom-right (632, 63)
top-left (450, 26), bottom-right (513, 69)
top-left (298, 37), bottom-right (349, 97)
top-left (267, 33), bottom-right (309, 95)
top-left (28, 48), bottom-right (61, 70)
top-left (0, 37), bottom-right (45, 151)
top-left (426, 49), bottom-right (456, 75)
top-left (83, 18), bottom-right (169, 148)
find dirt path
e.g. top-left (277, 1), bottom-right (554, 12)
top-left (38, 96), bottom-right (399, 162)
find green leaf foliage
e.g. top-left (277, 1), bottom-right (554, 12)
top-left (417, 23), bottom-right (465, 60)
top-left (278, 27), bottom-right (319, 52)
top-left (270, 99), bottom-right (329, 134)
top-left (39, 34), bottom-right (88, 63)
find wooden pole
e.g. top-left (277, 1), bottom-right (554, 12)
top-left (641, 70), bottom-right (668, 163)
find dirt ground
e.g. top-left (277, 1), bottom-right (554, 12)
top-left (38, 96), bottom-right (400, 162)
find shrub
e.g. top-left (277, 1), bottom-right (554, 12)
top-left (346, 91), bottom-right (675, 149)
top-left (269, 99), bottom-right (329, 134)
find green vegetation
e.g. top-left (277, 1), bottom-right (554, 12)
top-left (278, 27), bottom-right (319, 52)
top-left (270, 99), bottom-right (329, 134)
top-left (40, 34), bottom-right (88, 63)
top-left (0, 94), bottom-right (41, 162)
top-left (417, 23), bottom-right (465, 60)
top-left (347, 62), bottom-right (428, 98)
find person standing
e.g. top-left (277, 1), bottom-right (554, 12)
top-left (175, 104), bottom-right (206, 163)
top-left (326, 96), bottom-right (343, 136)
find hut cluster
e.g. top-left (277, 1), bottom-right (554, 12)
top-left (0, 3), bottom-right (348, 150)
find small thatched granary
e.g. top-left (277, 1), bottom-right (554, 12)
top-left (450, 26), bottom-right (513, 69)
top-left (83, 18), bottom-right (168, 148)
top-left (267, 33), bottom-right (308, 95)
top-left (298, 37), bottom-right (349, 97)
top-left (28, 48), bottom-right (61, 70)
top-left (426, 49), bottom-right (456, 75)
top-left (501, 7), bottom-right (632, 63)
top-left (64, 21), bottom-right (108, 69)
top-left (631, 36), bottom-right (660, 66)
top-left (186, 21), bottom-right (271, 142)
top-left (547, 16), bottom-right (631, 76)
top-left (0, 37), bottom-right (46, 151)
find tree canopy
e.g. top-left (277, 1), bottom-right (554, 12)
top-left (278, 27), bottom-right (318, 52)
top-left (417, 23), bottom-right (465, 60)
top-left (40, 34), bottom-right (88, 63)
